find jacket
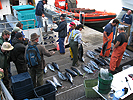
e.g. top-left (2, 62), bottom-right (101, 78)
top-left (53, 20), bottom-right (67, 38)
top-left (68, 29), bottom-right (82, 44)
top-left (35, 1), bottom-right (44, 16)
top-left (0, 36), bottom-right (6, 46)
top-left (11, 37), bottom-right (26, 64)
top-left (121, 14), bottom-right (132, 25)
top-left (26, 42), bottom-right (53, 69)
top-left (0, 49), bottom-right (10, 69)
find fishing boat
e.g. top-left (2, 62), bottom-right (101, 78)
top-left (53, 0), bottom-right (116, 27)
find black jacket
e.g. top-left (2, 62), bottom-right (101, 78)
top-left (53, 20), bottom-right (67, 38)
top-left (35, 1), bottom-right (44, 16)
top-left (11, 37), bottom-right (26, 64)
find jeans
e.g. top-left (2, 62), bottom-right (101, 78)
top-left (35, 15), bottom-right (43, 28)
top-left (59, 37), bottom-right (65, 53)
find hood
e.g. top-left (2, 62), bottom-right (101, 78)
top-left (12, 37), bottom-right (23, 46)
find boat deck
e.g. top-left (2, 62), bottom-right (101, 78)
top-left (10, 26), bottom-right (133, 100)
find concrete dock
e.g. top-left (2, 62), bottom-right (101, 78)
top-left (10, 25), bottom-right (133, 100)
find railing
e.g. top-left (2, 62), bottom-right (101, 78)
top-left (0, 80), bottom-right (14, 100)
top-left (0, 19), bottom-right (36, 32)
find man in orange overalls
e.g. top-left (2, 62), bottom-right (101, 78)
top-left (109, 25), bottom-right (128, 74)
top-left (100, 19), bottom-right (120, 57)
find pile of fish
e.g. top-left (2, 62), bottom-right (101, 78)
top-left (45, 64), bottom-right (84, 90)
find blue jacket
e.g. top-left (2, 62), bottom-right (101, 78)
top-left (35, 1), bottom-right (44, 16)
top-left (53, 20), bottom-right (67, 38)
top-left (121, 14), bottom-right (132, 25)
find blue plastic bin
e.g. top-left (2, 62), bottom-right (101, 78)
top-left (12, 5), bottom-right (35, 11)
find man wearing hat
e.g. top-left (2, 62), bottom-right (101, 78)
top-left (11, 32), bottom-right (28, 74)
top-left (0, 42), bottom-right (14, 92)
top-left (35, 0), bottom-right (47, 28)
top-left (109, 25), bottom-right (128, 74)
top-left (10, 27), bottom-right (22, 45)
top-left (68, 24), bottom-right (84, 66)
top-left (26, 33), bottom-right (55, 87)
top-left (50, 14), bottom-right (67, 54)
top-left (0, 30), bottom-right (11, 46)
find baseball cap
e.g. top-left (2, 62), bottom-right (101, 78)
top-left (60, 14), bottom-right (66, 18)
top-left (13, 27), bottom-right (21, 32)
top-left (69, 22), bottom-right (76, 27)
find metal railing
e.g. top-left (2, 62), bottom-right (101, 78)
top-left (0, 80), bottom-right (14, 100)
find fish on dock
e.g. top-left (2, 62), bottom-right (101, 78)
top-left (87, 63), bottom-right (96, 71)
top-left (94, 48), bottom-right (101, 53)
top-left (98, 57), bottom-right (109, 66)
top-left (65, 72), bottom-right (73, 85)
top-left (46, 80), bottom-right (57, 91)
top-left (90, 60), bottom-right (99, 69)
top-left (81, 64), bottom-right (93, 74)
top-left (86, 51), bottom-right (95, 59)
top-left (71, 67), bottom-right (83, 76)
top-left (78, 44), bottom-right (84, 62)
top-left (65, 69), bottom-right (77, 77)
top-left (47, 63), bottom-right (55, 72)
top-left (53, 76), bottom-right (62, 87)
top-left (58, 71), bottom-right (67, 81)
top-left (44, 66), bottom-right (48, 74)
top-left (52, 62), bottom-right (60, 71)
top-left (93, 58), bottom-right (105, 66)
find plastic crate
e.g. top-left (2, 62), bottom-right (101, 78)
top-left (12, 5), bottom-right (35, 11)
top-left (34, 84), bottom-right (56, 100)
top-left (84, 79), bottom-right (100, 98)
top-left (17, 9), bottom-right (37, 30)
top-left (11, 72), bottom-right (33, 89)
top-left (13, 89), bottom-right (36, 100)
top-left (12, 83), bottom-right (34, 95)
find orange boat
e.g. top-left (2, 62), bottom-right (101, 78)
top-left (54, 0), bottom-right (116, 27)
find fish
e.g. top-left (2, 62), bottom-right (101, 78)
top-left (98, 57), bottom-right (109, 66)
top-left (102, 41), bottom-right (109, 56)
top-left (44, 66), bottom-right (48, 74)
top-left (87, 63), bottom-right (95, 71)
top-left (105, 58), bottom-right (111, 62)
top-left (71, 67), bottom-right (83, 76)
top-left (65, 69), bottom-right (77, 77)
top-left (47, 63), bottom-right (55, 72)
top-left (86, 51), bottom-right (95, 59)
top-left (94, 48), bottom-right (101, 53)
top-left (53, 76), bottom-right (62, 87)
top-left (65, 72), bottom-right (73, 85)
top-left (46, 80), bottom-right (57, 91)
top-left (90, 60), bottom-right (99, 69)
top-left (81, 64), bottom-right (93, 74)
top-left (78, 44), bottom-right (84, 62)
top-left (93, 58), bottom-right (105, 66)
top-left (57, 71), bottom-right (67, 81)
top-left (52, 62), bottom-right (60, 71)
top-left (87, 50), bottom-right (98, 55)
top-left (98, 47), bottom-right (102, 50)
top-left (84, 65), bottom-right (94, 73)
top-left (123, 51), bottom-right (130, 57)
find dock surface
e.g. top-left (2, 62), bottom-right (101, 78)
top-left (10, 25), bottom-right (133, 100)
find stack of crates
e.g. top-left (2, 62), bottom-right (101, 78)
top-left (17, 9), bottom-right (37, 30)
top-left (12, 5), bottom-right (37, 30)
top-left (11, 72), bottom-right (36, 100)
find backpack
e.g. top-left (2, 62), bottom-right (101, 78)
top-left (26, 44), bottom-right (41, 67)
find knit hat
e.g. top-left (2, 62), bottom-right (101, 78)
top-left (30, 33), bottom-right (40, 41)
top-left (1, 42), bottom-right (14, 51)
top-left (13, 27), bottom-right (21, 32)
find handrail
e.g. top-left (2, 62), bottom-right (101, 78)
top-left (0, 80), bottom-right (14, 100)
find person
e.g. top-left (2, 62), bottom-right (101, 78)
top-left (121, 10), bottom-right (132, 38)
top-left (68, 24), bottom-right (84, 66)
top-left (35, 0), bottom-right (47, 28)
top-left (11, 32), bottom-right (28, 74)
top-left (99, 19), bottom-right (120, 57)
top-left (0, 30), bottom-right (11, 46)
top-left (50, 14), bottom-right (67, 54)
top-left (16, 22), bottom-right (25, 38)
top-left (10, 27), bottom-right (21, 45)
top-left (0, 42), bottom-right (14, 92)
top-left (26, 33), bottom-right (55, 87)
top-left (66, 22), bottom-right (76, 60)
top-left (109, 25), bottom-right (128, 74)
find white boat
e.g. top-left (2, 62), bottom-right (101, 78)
top-left (121, 0), bottom-right (133, 10)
